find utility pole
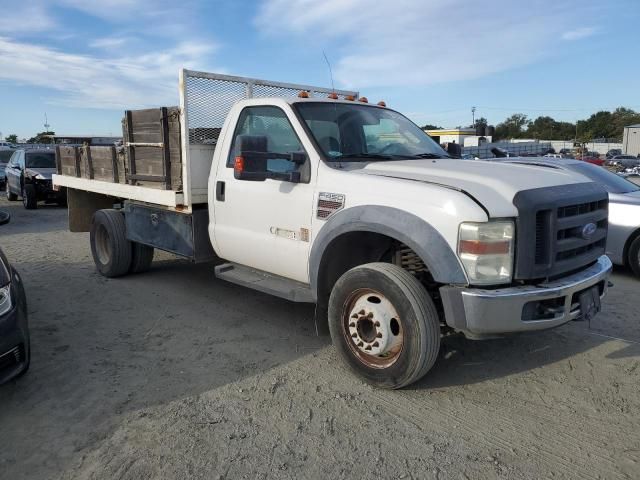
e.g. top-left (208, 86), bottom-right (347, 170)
top-left (471, 106), bottom-right (476, 128)
top-left (44, 113), bottom-right (51, 132)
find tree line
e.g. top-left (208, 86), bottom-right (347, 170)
top-left (422, 107), bottom-right (640, 142)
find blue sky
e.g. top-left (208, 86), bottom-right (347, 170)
top-left (0, 0), bottom-right (638, 139)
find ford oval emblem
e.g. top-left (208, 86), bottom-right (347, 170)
top-left (581, 222), bottom-right (597, 239)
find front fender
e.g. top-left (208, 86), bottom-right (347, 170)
top-left (309, 205), bottom-right (467, 297)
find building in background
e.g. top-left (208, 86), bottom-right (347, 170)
top-left (424, 128), bottom-right (492, 147)
top-left (623, 124), bottom-right (640, 156)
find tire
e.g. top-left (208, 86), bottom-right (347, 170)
top-left (22, 184), bottom-right (37, 209)
top-left (6, 182), bottom-right (17, 201)
top-left (90, 209), bottom-right (132, 278)
top-left (628, 235), bottom-right (640, 277)
top-left (328, 262), bottom-right (441, 389)
top-left (129, 242), bottom-right (154, 273)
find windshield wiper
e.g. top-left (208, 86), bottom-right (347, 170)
top-left (410, 153), bottom-right (452, 159)
top-left (333, 153), bottom-right (397, 161)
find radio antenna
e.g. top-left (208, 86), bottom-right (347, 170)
top-left (322, 50), bottom-right (335, 94)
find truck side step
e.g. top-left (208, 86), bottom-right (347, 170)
top-left (214, 263), bottom-right (315, 303)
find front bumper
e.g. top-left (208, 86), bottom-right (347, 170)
top-left (440, 255), bottom-right (612, 338)
top-left (31, 180), bottom-right (65, 202)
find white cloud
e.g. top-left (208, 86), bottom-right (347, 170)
top-left (89, 36), bottom-right (131, 49)
top-left (562, 27), bottom-right (598, 41)
top-left (256, 0), bottom-right (593, 88)
top-left (0, 3), bottom-right (56, 34)
top-left (0, 36), bottom-right (219, 109)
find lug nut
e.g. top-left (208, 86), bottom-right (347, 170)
top-left (376, 332), bottom-right (382, 338)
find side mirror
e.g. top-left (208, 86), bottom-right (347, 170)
top-left (0, 211), bottom-right (10, 226)
top-left (233, 155), bottom-right (301, 183)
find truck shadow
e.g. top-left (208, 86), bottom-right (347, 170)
top-left (415, 326), bottom-right (639, 390)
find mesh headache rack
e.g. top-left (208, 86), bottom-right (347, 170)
top-left (180, 69), bottom-right (359, 145)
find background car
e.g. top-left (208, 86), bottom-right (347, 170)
top-left (0, 149), bottom-right (15, 189)
top-left (5, 148), bottom-right (67, 209)
top-left (606, 148), bottom-right (623, 159)
top-left (494, 157), bottom-right (640, 277)
top-left (579, 155), bottom-right (605, 166)
top-left (607, 155), bottom-right (640, 169)
top-left (0, 211), bottom-right (30, 384)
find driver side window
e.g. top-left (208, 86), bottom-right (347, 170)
top-left (227, 106), bottom-right (307, 179)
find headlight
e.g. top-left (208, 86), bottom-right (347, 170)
top-left (458, 220), bottom-right (514, 285)
top-left (0, 285), bottom-right (11, 316)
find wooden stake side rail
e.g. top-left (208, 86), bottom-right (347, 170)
top-left (52, 174), bottom-right (186, 208)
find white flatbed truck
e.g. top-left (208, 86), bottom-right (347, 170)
top-left (53, 69), bottom-right (612, 388)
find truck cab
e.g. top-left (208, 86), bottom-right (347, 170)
top-left (53, 70), bottom-right (612, 389)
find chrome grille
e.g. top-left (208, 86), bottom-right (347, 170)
top-left (514, 183), bottom-right (608, 280)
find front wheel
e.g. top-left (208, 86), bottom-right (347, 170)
top-left (628, 235), bottom-right (640, 277)
top-left (328, 263), bottom-right (441, 389)
top-left (22, 184), bottom-right (37, 209)
top-left (6, 182), bottom-right (17, 201)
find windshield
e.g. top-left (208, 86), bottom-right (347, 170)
top-left (26, 152), bottom-right (56, 169)
top-left (568, 162), bottom-right (640, 194)
top-left (295, 102), bottom-right (449, 161)
top-left (0, 150), bottom-right (14, 164)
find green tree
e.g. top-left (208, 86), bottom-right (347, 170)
top-left (26, 131), bottom-right (55, 144)
top-left (578, 107), bottom-right (640, 141)
top-left (471, 117), bottom-right (488, 130)
top-left (525, 116), bottom-right (576, 140)
top-left (420, 124), bottom-right (443, 130)
top-left (494, 113), bottom-right (530, 140)
top-left (4, 134), bottom-right (18, 144)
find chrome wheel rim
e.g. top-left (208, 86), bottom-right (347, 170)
top-left (341, 289), bottom-right (404, 368)
top-left (94, 224), bottom-right (111, 265)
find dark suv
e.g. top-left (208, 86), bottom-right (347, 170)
top-left (5, 149), bottom-right (67, 209)
top-left (0, 211), bottom-right (30, 384)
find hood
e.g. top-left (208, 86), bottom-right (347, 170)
top-left (25, 168), bottom-right (55, 180)
top-left (609, 189), bottom-right (640, 205)
top-left (354, 159), bottom-right (590, 217)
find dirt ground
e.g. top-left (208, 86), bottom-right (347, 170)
top-left (0, 197), bottom-right (638, 480)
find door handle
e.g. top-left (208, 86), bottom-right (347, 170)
top-left (216, 181), bottom-right (225, 201)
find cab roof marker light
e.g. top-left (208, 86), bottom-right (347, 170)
top-left (377, 101), bottom-right (386, 107)
top-left (358, 97), bottom-right (368, 103)
top-left (327, 93), bottom-right (339, 99)
top-left (298, 91), bottom-right (310, 98)
top-left (344, 95), bottom-right (355, 101)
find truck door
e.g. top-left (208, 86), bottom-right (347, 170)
top-left (212, 105), bottom-right (315, 283)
